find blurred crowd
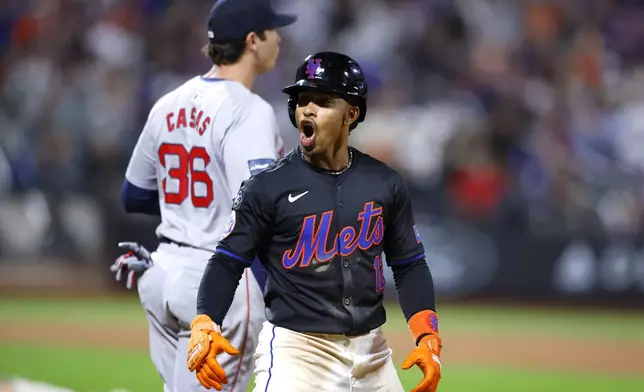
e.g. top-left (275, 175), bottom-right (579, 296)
top-left (1, 0), bottom-right (644, 263)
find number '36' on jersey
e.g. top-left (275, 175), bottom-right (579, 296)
top-left (124, 76), bottom-right (283, 251)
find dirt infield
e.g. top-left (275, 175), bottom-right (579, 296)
top-left (385, 330), bottom-right (644, 375)
top-left (2, 321), bottom-right (643, 376)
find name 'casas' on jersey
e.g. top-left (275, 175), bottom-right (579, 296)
top-left (125, 76), bottom-right (284, 252)
top-left (165, 105), bottom-right (212, 135)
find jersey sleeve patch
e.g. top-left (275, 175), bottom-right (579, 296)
top-left (248, 159), bottom-right (274, 175)
top-left (221, 210), bottom-right (236, 240)
top-left (232, 188), bottom-right (243, 210)
top-left (413, 225), bottom-right (422, 243)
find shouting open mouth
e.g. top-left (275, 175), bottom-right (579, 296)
top-left (300, 119), bottom-right (316, 150)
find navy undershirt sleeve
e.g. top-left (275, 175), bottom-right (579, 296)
top-left (121, 180), bottom-right (160, 216)
top-left (391, 258), bottom-right (436, 320)
top-left (197, 251), bottom-right (248, 324)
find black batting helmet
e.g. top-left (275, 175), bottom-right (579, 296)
top-left (282, 52), bottom-right (368, 131)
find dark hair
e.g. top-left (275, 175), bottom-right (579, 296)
top-left (202, 30), bottom-right (267, 66)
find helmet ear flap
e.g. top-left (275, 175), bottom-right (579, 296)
top-left (348, 97), bottom-right (367, 131)
top-left (287, 95), bottom-right (297, 128)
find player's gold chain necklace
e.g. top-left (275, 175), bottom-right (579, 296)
top-left (301, 148), bottom-right (353, 175)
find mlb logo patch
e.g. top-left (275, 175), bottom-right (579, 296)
top-left (413, 225), bottom-right (421, 243)
top-left (248, 159), bottom-right (274, 176)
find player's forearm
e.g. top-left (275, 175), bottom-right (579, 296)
top-left (121, 180), bottom-right (160, 215)
top-left (392, 258), bottom-right (441, 345)
top-left (196, 251), bottom-right (247, 325)
top-left (391, 258), bottom-right (436, 320)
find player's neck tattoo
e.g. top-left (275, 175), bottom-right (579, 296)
top-left (301, 148), bottom-right (353, 175)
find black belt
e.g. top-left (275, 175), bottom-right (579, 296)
top-left (302, 329), bottom-right (371, 338)
top-left (158, 236), bottom-right (212, 252)
top-left (344, 330), bottom-right (371, 337)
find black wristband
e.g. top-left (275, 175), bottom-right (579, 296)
top-left (415, 332), bottom-right (432, 346)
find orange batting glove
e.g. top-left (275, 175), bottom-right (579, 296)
top-left (401, 310), bottom-right (443, 392)
top-left (186, 314), bottom-right (239, 390)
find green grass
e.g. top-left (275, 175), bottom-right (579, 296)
top-left (2, 297), bottom-right (644, 391)
top-left (2, 344), bottom-right (643, 392)
top-left (425, 367), bottom-right (644, 392)
top-left (0, 296), bottom-right (146, 325)
top-left (4, 297), bottom-right (644, 339)
top-left (383, 303), bottom-right (644, 341)
top-left (0, 344), bottom-right (161, 392)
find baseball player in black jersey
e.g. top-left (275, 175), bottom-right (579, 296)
top-left (186, 52), bottom-right (443, 392)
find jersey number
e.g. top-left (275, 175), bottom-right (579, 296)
top-left (158, 143), bottom-right (213, 208)
top-left (374, 255), bottom-right (386, 293)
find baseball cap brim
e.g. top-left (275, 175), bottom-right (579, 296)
top-left (266, 13), bottom-right (297, 30)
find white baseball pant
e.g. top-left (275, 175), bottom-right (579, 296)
top-left (252, 321), bottom-right (405, 392)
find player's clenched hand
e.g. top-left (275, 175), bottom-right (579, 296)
top-left (110, 242), bottom-right (153, 289)
top-left (186, 314), bottom-right (239, 390)
top-left (401, 333), bottom-right (443, 392)
top-left (403, 310), bottom-right (443, 392)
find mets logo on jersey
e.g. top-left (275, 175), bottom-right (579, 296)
top-left (221, 210), bottom-right (236, 240)
top-left (282, 202), bottom-right (384, 269)
top-left (305, 58), bottom-right (322, 79)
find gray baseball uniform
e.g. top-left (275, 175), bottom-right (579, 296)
top-left (125, 75), bottom-right (283, 392)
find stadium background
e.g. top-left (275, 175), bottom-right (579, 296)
top-left (1, 0), bottom-right (643, 391)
